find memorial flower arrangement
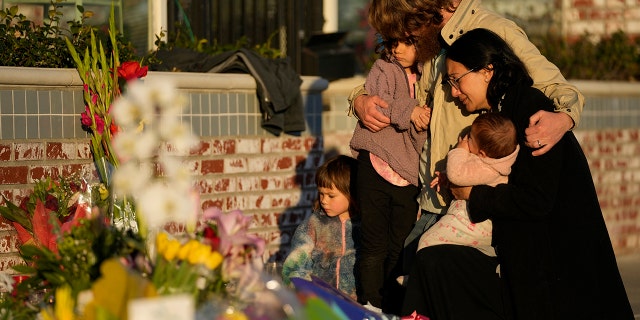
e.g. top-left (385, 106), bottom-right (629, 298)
top-left (0, 79), bottom-right (283, 319)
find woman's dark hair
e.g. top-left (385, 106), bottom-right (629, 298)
top-left (446, 28), bottom-right (533, 110)
top-left (314, 155), bottom-right (359, 218)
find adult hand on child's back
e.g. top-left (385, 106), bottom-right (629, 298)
top-left (355, 95), bottom-right (390, 132)
top-left (525, 110), bottom-right (573, 156)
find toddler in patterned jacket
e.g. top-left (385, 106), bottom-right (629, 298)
top-left (281, 155), bottom-right (360, 300)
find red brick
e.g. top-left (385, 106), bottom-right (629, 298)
top-left (14, 143), bottom-right (45, 160)
top-left (201, 159), bottom-right (224, 174)
top-left (47, 142), bottom-right (78, 160)
top-left (211, 139), bottom-right (236, 155)
top-left (190, 141), bottom-right (211, 156)
top-left (305, 137), bottom-right (321, 151)
top-left (0, 217), bottom-right (15, 231)
top-left (196, 179), bottom-right (214, 194)
top-left (46, 142), bottom-right (64, 159)
top-left (254, 195), bottom-right (265, 209)
top-left (0, 166), bottom-right (29, 184)
top-left (202, 199), bottom-right (224, 211)
top-left (225, 158), bottom-right (247, 173)
top-left (0, 233), bottom-right (19, 253)
top-left (252, 212), bottom-right (276, 228)
top-left (0, 255), bottom-right (25, 274)
top-left (0, 144), bottom-right (11, 161)
top-left (214, 178), bottom-right (232, 192)
top-left (77, 142), bottom-right (92, 159)
top-left (573, 0), bottom-right (593, 7)
top-left (29, 166), bottom-right (61, 182)
top-left (276, 156), bottom-right (293, 170)
top-left (61, 163), bottom-right (90, 177)
top-left (282, 138), bottom-right (303, 151)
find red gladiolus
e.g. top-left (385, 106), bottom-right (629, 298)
top-left (118, 61), bottom-right (148, 81)
top-left (81, 106), bottom-right (93, 127)
top-left (94, 115), bottom-right (105, 134)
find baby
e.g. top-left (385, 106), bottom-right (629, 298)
top-left (418, 113), bottom-right (519, 256)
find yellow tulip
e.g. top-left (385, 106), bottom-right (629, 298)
top-left (187, 244), bottom-right (210, 265)
top-left (162, 239), bottom-right (181, 261)
top-left (41, 285), bottom-right (75, 320)
top-left (156, 232), bottom-right (169, 254)
top-left (204, 251), bottom-right (224, 270)
top-left (177, 239), bottom-right (200, 260)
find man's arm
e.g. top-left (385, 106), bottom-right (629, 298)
top-left (496, 25), bottom-right (585, 156)
top-left (525, 111), bottom-right (573, 156)
top-left (347, 83), bottom-right (391, 132)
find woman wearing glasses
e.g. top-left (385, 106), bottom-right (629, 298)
top-left (402, 28), bottom-right (633, 320)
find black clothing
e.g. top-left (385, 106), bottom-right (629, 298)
top-left (469, 85), bottom-right (634, 320)
top-left (152, 48), bottom-right (305, 136)
top-left (402, 245), bottom-right (508, 320)
top-left (355, 151), bottom-right (419, 315)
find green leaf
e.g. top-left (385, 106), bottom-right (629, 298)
top-left (0, 195), bottom-right (32, 232)
top-left (11, 264), bottom-right (36, 274)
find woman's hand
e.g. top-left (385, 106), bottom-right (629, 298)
top-left (525, 111), bottom-right (573, 156)
top-left (354, 95), bottom-right (391, 132)
top-left (456, 135), bottom-right (470, 150)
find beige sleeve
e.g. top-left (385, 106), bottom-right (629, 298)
top-left (346, 83), bottom-right (367, 119)
top-left (501, 27), bottom-right (585, 128)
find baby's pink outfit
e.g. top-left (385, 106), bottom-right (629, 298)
top-left (418, 145), bottom-right (519, 256)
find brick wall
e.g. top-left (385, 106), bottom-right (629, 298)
top-left (0, 68), bottom-right (328, 272)
top-left (483, 0), bottom-right (640, 40)
top-left (1, 69), bottom-right (640, 275)
top-left (0, 136), bottom-right (325, 272)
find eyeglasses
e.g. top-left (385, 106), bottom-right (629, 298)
top-left (446, 68), bottom-right (477, 91)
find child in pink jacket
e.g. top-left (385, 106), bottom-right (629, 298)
top-left (418, 113), bottom-right (519, 256)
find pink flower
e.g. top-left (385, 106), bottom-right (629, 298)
top-left (94, 114), bottom-right (105, 134)
top-left (401, 311), bottom-right (430, 320)
top-left (202, 207), bottom-right (265, 257)
top-left (81, 106), bottom-right (93, 127)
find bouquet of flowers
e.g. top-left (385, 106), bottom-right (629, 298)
top-left (0, 175), bottom-right (100, 253)
top-left (65, 7), bottom-right (148, 230)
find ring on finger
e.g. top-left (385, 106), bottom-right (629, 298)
top-left (537, 140), bottom-right (542, 147)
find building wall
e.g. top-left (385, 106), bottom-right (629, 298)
top-left (0, 68), bottom-right (328, 272)
top-left (483, 0), bottom-right (640, 40)
top-left (1, 69), bottom-right (640, 274)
